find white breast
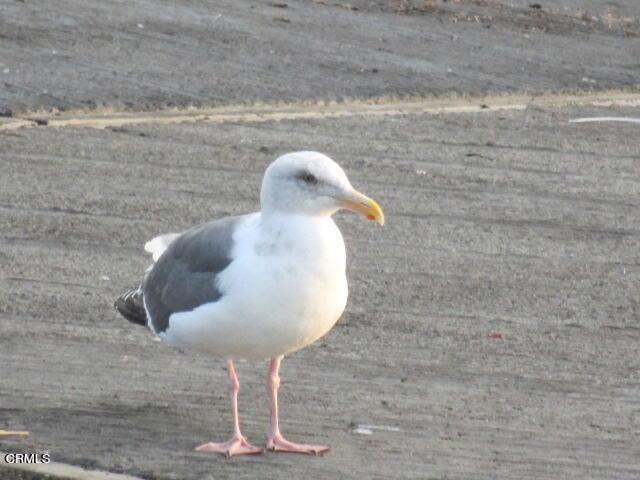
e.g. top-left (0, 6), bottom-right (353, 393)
top-left (160, 213), bottom-right (348, 359)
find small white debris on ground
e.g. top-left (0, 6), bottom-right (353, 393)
top-left (352, 426), bottom-right (373, 435)
top-left (352, 424), bottom-right (401, 435)
top-left (359, 424), bottom-right (402, 432)
top-left (570, 117), bottom-right (640, 124)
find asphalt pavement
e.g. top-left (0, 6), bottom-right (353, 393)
top-left (1, 0), bottom-right (639, 113)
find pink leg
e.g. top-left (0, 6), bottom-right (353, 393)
top-left (195, 358), bottom-right (263, 457)
top-left (265, 356), bottom-right (330, 455)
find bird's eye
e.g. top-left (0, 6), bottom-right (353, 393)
top-left (300, 172), bottom-right (318, 185)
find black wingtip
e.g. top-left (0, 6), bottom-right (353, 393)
top-left (114, 287), bottom-right (147, 327)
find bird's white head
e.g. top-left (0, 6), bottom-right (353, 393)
top-left (260, 151), bottom-right (384, 225)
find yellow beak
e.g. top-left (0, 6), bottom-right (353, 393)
top-left (339, 189), bottom-right (385, 226)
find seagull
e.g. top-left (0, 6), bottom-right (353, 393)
top-left (114, 151), bottom-right (384, 456)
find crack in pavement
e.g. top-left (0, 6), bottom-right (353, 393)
top-left (2, 89), bottom-right (639, 131)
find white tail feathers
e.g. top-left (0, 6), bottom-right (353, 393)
top-left (144, 233), bottom-right (181, 262)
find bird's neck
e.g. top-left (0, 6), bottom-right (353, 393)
top-left (259, 210), bottom-right (335, 235)
top-left (253, 211), bottom-right (344, 265)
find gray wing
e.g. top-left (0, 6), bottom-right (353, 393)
top-left (142, 215), bottom-right (243, 334)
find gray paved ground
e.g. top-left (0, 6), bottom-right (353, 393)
top-left (1, 103), bottom-right (639, 479)
top-left (1, 0), bottom-right (639, 114)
